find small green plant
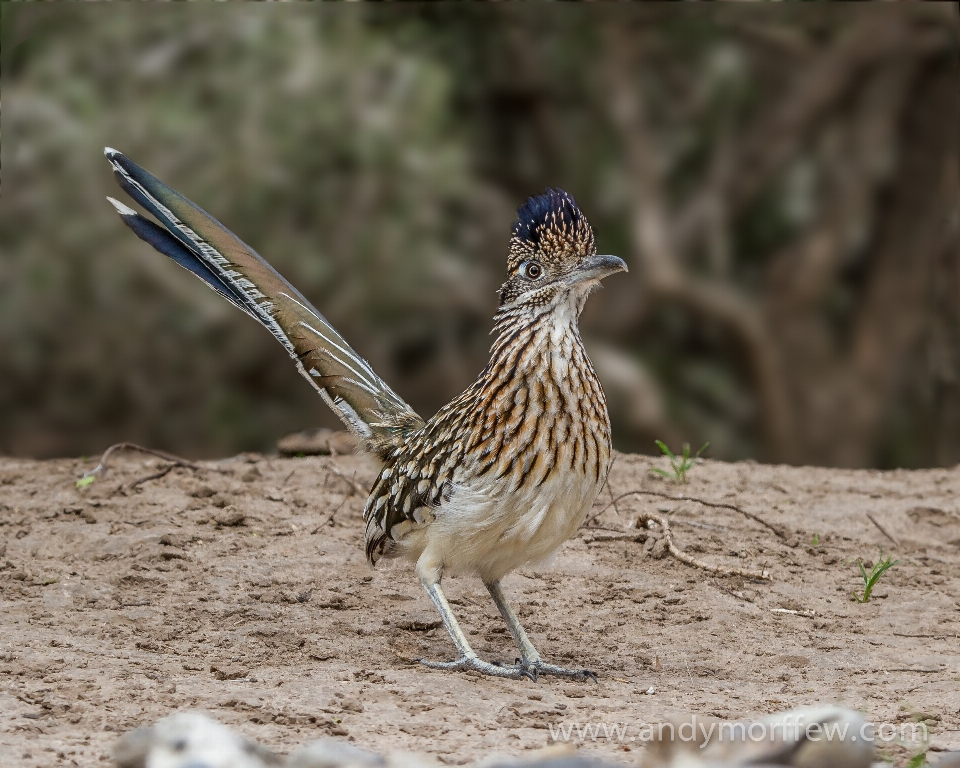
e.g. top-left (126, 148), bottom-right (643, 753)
top-left (810, 533), bottom-right (820, 547)
top-left (75, 475), bottom-right (96, 489)
top-left (906, 751), bottom-right (928, 768)
top-left (651, 440), bottom-right (709, 484)
top-left (853, 547), bottom-right (899, 603)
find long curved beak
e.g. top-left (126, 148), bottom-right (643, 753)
top-left (569, 254), bottom-right (628, 285)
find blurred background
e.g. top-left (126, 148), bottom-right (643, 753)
top-left (2, 4), bottom-right (958, 468)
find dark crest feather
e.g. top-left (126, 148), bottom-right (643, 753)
top-left (512, 189), bottom-right (583, 248)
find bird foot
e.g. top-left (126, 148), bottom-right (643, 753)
top-left (494, 658), bottom-right (598, 683)
top-left (416, 654), bottom-right (536, 681)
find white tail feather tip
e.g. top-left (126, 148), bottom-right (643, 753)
top-left (106, 196), bottom-right (137, 216)
top-left (104, 147), bottom-right (121, 158)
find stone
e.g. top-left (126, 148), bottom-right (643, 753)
top-left (113, 712), bottom-right (281, 768)
top-left (277, 429), bottom-right (358, 457)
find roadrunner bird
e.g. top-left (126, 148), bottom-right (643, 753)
top-left (104, 148), bottom-right (627, 681)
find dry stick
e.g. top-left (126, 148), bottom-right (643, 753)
top-left (886, 668), bottom-right (941, 674)
top-left (672, 517), bottom-right (728, 533)
top-left (82, 441), bottom-right (202, 480)
top-left (83, 442), bottom-right (211, 496)
top-left (281, 466), bottom-right (300, 487)
top-left (865, 513), bottom-right (901, 548)
top-left (713, 580), bottom-right (753, 602)
top-left (893, 632), bottom-right (956, 640)
top-left (582, 532), bottom-right (648, 544)
top-left (126, 464), bottom-right (177, 491)
top-left (311, 495), bottom-right (348, 534)
top-left (325, 452), bottom-right (367, 497)
top-left (585, 455), bottom-right (620, 528)
top-left (604, 489), bottom-right (787, 539)
top-left (606, 454), bottom-right (620, 516)
top-left (639, 512), bottom-right (771, 581)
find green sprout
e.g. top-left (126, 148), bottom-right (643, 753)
top-left (651, 440), bottom-right (709, 484)
top-left (853, 548), bottom-right (899, 603)
top-left (75, 475), bottom-right (96, 489)
top-left (810, 533), bottom-right (820, 547)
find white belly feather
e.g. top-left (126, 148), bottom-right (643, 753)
top-left (395, 460), bottom-right (603, 583)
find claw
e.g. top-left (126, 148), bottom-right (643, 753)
top-left (527, 661), bottom-right (597, 682)
top-left (415, 655), bottom-right (536, 681)
top-left (490, 659), bottom-right (596, 683)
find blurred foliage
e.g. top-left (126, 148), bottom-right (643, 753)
top-left (2, 4), bottom-right (958, 468)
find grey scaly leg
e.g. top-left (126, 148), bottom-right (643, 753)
top-left (485, 580), bottom-right (597, 682)
top-left (415, 560), bottom-right (534, 680)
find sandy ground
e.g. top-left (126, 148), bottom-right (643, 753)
top-left (1, 449), bottom-right (959, 767)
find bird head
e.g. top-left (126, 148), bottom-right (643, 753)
top-left (499, 189), bottom-right (627, 309)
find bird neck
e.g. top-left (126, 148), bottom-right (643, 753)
top-left (488, 288), bottom-right (590, 368)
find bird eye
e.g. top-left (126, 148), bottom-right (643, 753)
top-left (521, 261), bottom-right (543, 280)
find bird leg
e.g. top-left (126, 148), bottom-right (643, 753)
top-left (415, 560), bottom-right (534, 680)
top-left (485, 580), bottom-right (597, 682)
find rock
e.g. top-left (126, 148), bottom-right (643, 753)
top-left (113, 712), bottom-right (281, 768)
top-left (111, 706), bottom-right (877, 768)
top-left (210, 663), bottom-right (249, 681)
top-left (394, 613), bottom-right (443, 632)
top-left (214, 509), bottom-right (246, 527)
top-left (241, 466), bottom-right (263, 482)
top-left (641, 705), bottom-right (875, 768)
top-left (650, 537), bottom-right (669, 559)
top-left (277, 429), bottom-right (357, 457)
top-left (337, 697), bottom-right (363, 714)
top-left (287, 740), bottom-right (385, 768)
top-left (159, 533), bottom-right (199, 548)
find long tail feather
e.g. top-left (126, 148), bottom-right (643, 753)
top-left (106, 197), bottom-right (256, 318)
top-left (104, 148), bottom-right (422, 448)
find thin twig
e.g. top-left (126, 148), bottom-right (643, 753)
top-left (81, 442), bottom-right (202, 481)
top-left (281, 466), bottom-right (299, 487)
top-left (584, 455), bottom-right (621, 528)
top-left (886, 668), bottom-right (942, 674)
top-left (713, 581), bottom-right (754, 603)
top-left (771, 608), bottom-right (815, 617)
top-left (672, 517), bottom-right (728, 533)
top-left (603, 489), bottom-right (787, 539)
top-left (606, 455), bottom-right (620, 515)
top-left (639, 512), bottom-right (771, 580)
top-left (893, 632), bottom-right (956, 640)
top-left (866, 513), bottom-right (901, 547)
top-left (126, 464), bottom-right (177, 491)
top-left (310, 495), bottom-right (347, 535)
top-left (582, 532), bottom-right (648, 545)
top-left (329, 448), bottom-right (369, 496)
